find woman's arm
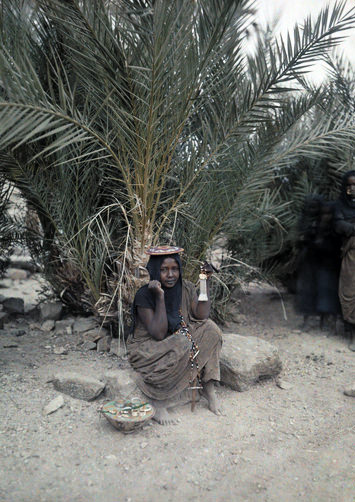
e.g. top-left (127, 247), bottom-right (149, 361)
top-left (334, 218), bottom-right (355, 237)
top-left (334, 205), bottom-right (355, 237)
top-left (136, 280), bottom-right (168, 340)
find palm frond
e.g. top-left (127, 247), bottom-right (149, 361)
top-left (1, 0), bottom-right (355, 322)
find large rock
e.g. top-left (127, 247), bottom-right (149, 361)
top-left (96, 336), bottom-right (111, 353)
top-left (73, 317), bottom-right (99, 334)
top-left (7, 268), bottom-right (28, 280)
top-left (3, 297), bottom-right (24, 314)
top-left (51, 372), bottom-right (105, 401)
top-left (220, 334), bottom-right (282, 391)
top-left (39, 302), bottom-right (63, 321)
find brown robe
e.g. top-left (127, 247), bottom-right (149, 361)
top-left (339, 236), bottom-right (355, 324)
top-left (126, 280), bottom-right (222, 401)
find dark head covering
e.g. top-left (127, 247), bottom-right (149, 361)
top-left (132, 253), bottom-right (183, 334)
top-left (302, 194), bottom-right (324, 214)
top-left (298, 194), bottom-right (323, 235)
top-left (340, 170), bottom-right (355, 208)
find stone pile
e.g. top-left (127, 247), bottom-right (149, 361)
top-left (1, 263), bottom-right (285, 408)
top-left (44, 332), bottom-right (283, 405)
top-left (0, 289), bottom-right (119, 354)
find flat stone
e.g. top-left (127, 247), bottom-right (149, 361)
top-left (82, 328), bottom-right (106, 343)
top-left (220, 334), bottom-right (282, 392)
top-left (73, 317), bottom-right (99, 334)
top-left (2, 297), bottom-right (25, 314)
top-left (41, 320), bottom-right (55, 332)
top-left (51, 372), bottom-right (105, 401)
top-left (43, 395), bottom-right (64, 415)
top-left (81, 341), bottom-right (97, 351)
top-left (53, 347), bottom-right (68, 355)
top-left (96, 336), bottom-right (111, 353)
top-left (39, 302), bottom-right (63, 321)
top-left (55, 319), bottom-right (74, 335)
top-left (343, 385), bottom-right (355, 397)
top-left (276, 379), bottom-right (293, 390)
top-left (6, 268), bottom-right (28, 280)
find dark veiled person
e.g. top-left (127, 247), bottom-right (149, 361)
top-left (127, 246), bottom-right (223, 424)
top-left (295, 195), bottom-right (342, 331)
top-left (334, 170), bottom-right (355, 350)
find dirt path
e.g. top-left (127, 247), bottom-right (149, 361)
top-left (0, 276), bottom-right (354, 502)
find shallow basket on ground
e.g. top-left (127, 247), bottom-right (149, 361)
top-left (100, 398), bottom-right (155, 434)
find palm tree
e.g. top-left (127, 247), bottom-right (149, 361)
top-left (0, 0), bottom-right (355, 328)
top-left (0, 174), bottom-right (17, 278)
top-left (228, 53), bottom-right (355, 289)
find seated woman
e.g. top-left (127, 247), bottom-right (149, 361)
top-left (126, 245), bottom-right (223, 425)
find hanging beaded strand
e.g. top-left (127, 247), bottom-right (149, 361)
top-left (177, 311), bottom-right (202, 389)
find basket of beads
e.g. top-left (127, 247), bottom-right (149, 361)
top-left (100, 397), bottom-right (155, 434)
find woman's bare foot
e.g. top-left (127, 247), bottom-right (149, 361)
top-left (152, 406), bottom-right (178, 425)
top-left (148, 397), bottom-right (178, 425)
top-left (201, 381), bottom-right (224, 416)
top-left (140, 393), bottom-right (183, 425)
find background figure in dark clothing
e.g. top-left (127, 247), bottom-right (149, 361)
top-left (315, 201), bottom-right (342, 328)
top-left (334, 170), bottom-right (355, 350)
top-left (295, 195), bottom-right (342, 331)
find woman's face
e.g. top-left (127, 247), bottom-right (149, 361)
top-left (346, 175), bottom-right (355, 198)
top-left (160, 257), bottom-right (180, 288)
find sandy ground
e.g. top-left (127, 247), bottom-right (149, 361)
top-left (0, 274), bottom-right (354, 502)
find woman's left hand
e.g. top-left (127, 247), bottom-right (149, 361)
top-left (200, 261), bottom-right (214, 279)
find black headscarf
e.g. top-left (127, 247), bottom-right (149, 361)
top-left (340, 170), bottom-right (355, 208)
top-left (298, 194), bottom-right (323, 236)
top-left (132, 253), bottom-right (183, 334)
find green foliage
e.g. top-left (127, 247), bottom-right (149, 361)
top-left (0, 0), bottom-right (355, 322)
top-left (0, 177), bottom-right (16, 278)
top-left (227, 54), bottom-right (355, 287)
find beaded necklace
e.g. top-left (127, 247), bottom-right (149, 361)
top-left (175, 311), bottom-right (202, 398)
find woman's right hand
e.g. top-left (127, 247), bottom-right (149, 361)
top-left (148, 280), bottom-right (164, 296)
